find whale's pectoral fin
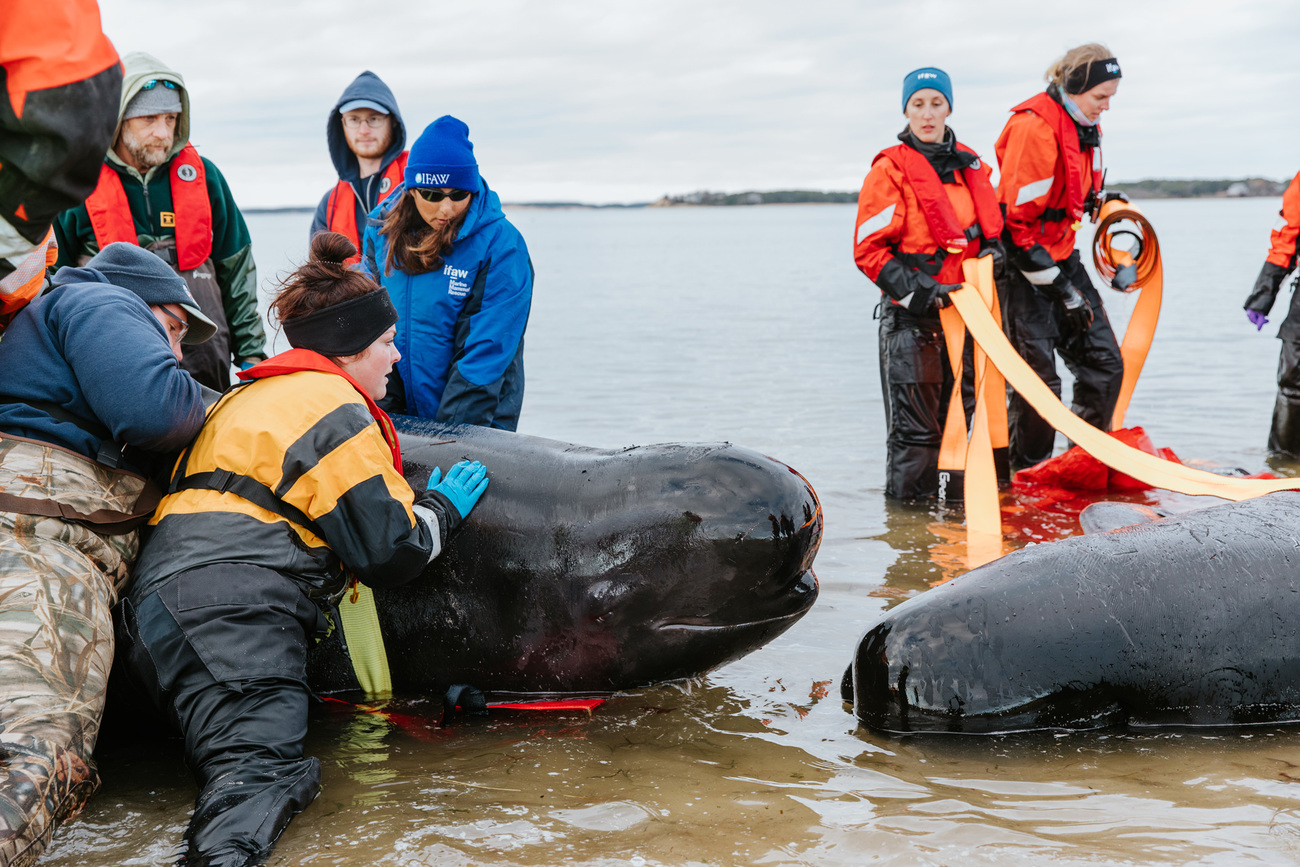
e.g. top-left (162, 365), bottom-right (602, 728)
top-left (1079, 502), bottom-right (1169, 535)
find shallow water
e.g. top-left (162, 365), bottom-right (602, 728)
top-left (45, 197), bottom-right (1300, 866)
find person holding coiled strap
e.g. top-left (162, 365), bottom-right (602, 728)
top-left (854, 67), bottom-right (1004, 499)
top-left (117, 232), bottom-right (489, 866)
top-left (995, 43), bottom-right (1129, 468)
top-left (1243, 170), bottom-right (1300, 455)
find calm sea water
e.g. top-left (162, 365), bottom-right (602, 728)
top-left (46, 198), bottom-right (1300, 866)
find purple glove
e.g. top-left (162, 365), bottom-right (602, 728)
top-left (1247, 309), bottom-right (1269, 331)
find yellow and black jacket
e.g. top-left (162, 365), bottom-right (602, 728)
top-left (131, 368), bottom-right (447, 604)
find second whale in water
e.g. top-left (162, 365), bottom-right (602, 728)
top-left (847, 491), bottom-right (1300, 733)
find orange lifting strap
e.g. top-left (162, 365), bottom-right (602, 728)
top-left (1091, 199), bottom-right (1165, 429)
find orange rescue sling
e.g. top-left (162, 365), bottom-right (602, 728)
top-left (83, 143), bottom-right (212, 270)
top-left (1009, 92), bottom-right (1103, 226)
top-left (876, 142), bottom-right (1003, 282)
top-left (325, 152), bottom-right (408, 253)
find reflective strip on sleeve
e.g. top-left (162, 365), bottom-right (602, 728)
top-left (1020, 266), bottom-right (1061, 286)
top-left (413, 503), bottom-right (442, 563)
top-left (856, 203), bottom-right (896, 245)
top-left (1014, 177), bottom-right (1054, 206)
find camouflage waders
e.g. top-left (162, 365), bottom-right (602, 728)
top-left (0, 436), bottom-right (151, 867)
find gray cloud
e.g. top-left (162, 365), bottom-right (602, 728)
top-left (100, 0), bottom-right (1300, 207)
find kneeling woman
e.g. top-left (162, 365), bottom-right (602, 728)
top-left (853, 67), bottom-right (1003, 499)
top-left (120, 232), bottom-right (490, 866)
top-left (363, 114), bottom-right (533, 430)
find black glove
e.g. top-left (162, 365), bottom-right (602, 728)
top-left (1244, 260), bottom-right (1292, 318)
top-left (875, 258), bottom-right (959, 315)
top-left (1044, 271), bottom-right (1094, 336)
top-left (1112, 261), bottom-right (1138, 292)
top-left (978, 239), bottom-right (1006, 280)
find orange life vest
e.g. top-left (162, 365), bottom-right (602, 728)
top-left (238, 348), bottom-right (403, 472)
top-left (83, 143), bottom-right (212, 271)
top-left (874, 142), bottom-right (1004, 283)
top-left (325, 152), bottom-right (408, 254)
top-left (1009, 92), bottom-right (1102, 225)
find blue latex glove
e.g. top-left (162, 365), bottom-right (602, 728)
top-left (427, 460), bottom-right (489, 518)
top-left (1247, 309), bottom-right (1269, 331)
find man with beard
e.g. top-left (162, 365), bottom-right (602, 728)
top-left (54, 51), bottom-right (266, 391)
top-left (309, 71), bottom-right (407, 257)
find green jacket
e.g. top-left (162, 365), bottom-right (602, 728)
top-left (52, 52), bottom-right (266, 362)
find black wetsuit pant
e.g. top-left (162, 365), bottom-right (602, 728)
top-left (118, 564), bottom-right (325, 867)
top-left (1271, 291), bottom-right (1300, 456)
top-left (1000, 250), bottom-right (1125, 468)
top-left (878, 303), bottom-right (975, 500)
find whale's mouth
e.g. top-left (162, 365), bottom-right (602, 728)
top-left (653, 570), bottom-right (817, 634)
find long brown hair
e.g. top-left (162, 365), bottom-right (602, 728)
top-left (379, 190), bottom-right (470, 277)
top-left (270, 231), bottom-right (380, 325)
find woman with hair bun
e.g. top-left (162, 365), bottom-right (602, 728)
top-left (996, 43), bottom-right (1128, 468)
top-left (118, 231), bottom-right (490, 866)
top-left (363, 114), bottom-right (532, 430)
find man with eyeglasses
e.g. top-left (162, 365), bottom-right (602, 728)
top-left (310, 71), bottom-right (408, 256)
top-left (53, 51), bottom-right (267, 392)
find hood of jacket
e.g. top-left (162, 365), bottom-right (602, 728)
top-left (50, 264), bottom-right (114, 291)
top-left (328, 71), bottom-right (406, 183)
top-left (107, 52), bottom-right (190, 175)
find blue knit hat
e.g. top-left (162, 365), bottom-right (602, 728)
top-left (406, 115), bottom-right (479, 192)
top-left (901, 67), bottom-right (953, 113)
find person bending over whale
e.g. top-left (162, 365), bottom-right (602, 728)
top-left (117, 231), bottom-right (490, 867)
top-left (362, 115), bottom-right (533, 429)
top-left (0, 242), bottom-right (210, 865)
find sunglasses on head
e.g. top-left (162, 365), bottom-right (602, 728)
top-left (413, 188), bottom-right (471, 203)
top-left (140, 79), bottom-right (179, 91)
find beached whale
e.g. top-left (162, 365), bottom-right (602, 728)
top-left (846, 491), bottom-right (1300, 733)
top-left (306, 418), bottom-right (822, 698)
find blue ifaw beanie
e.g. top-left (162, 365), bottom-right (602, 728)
top-left (901, 67), bottom-right (953, 113)
top-left (406, 115), bottom-right (480, 192)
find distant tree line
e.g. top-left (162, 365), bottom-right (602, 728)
top-left (648, 178), bottom-right (1289, 207)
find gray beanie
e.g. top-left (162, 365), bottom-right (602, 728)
top-left (86, 243), bottom-right (217, 344)
top-left (123, 82), bottom-right (183, 120)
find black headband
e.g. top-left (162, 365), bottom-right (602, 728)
top-left (282, 289), bottom-right (398, 357)
top-left (1065, 57), bottom-right (1122, 95)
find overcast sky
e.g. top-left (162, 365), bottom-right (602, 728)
top-left (97, 0), bottom-right (1299, 208)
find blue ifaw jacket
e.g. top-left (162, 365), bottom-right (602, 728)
top-left (362, 180), bottom-right (532, 430)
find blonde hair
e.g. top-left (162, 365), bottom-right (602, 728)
top-left (1044, 43), bottom-right (1114, 93)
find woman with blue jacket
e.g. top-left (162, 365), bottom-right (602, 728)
top-left (362, 115), bottom-right (533, 430)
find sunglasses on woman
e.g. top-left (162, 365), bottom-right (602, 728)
top-left (413, 188), bottom-right (471, 203)
top-left (140, 79), bottom-right (179, 91)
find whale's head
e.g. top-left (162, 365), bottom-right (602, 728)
top-left (350, 424), bottom-right (822, 698)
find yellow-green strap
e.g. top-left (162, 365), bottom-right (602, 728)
top-left (337, 582), bottom-right (393, 698)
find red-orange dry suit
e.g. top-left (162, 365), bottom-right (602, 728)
top-left (995, 88), bottom-right (1123, 468)
top-left (854, 132), bottom-right (1002, 499)
top-left (1243, 170), bottom-right (1300, 454)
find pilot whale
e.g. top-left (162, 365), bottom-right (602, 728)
top-left (306, 418), bottom-right (822, 698)
top-left (847, 491), bottom-right (1300, 733)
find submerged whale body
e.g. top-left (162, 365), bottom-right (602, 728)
top-left (306, 418), bottom-right (822, 697)
top-left (848, 491), bottom-right (1300, 733)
